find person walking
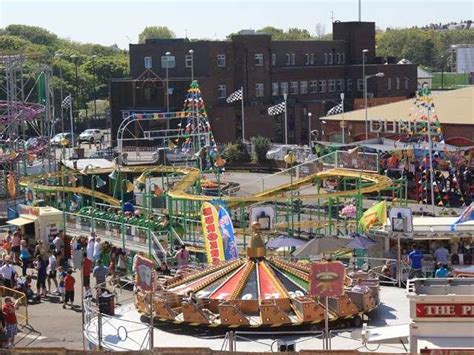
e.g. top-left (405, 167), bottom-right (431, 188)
top-left (34, 255), bottom-right (47, 297)
top-left (92, 261), bottom-right (108, 297)
top-left (433, 243), bottom-right (449, 270)
top-left (47, 251), bottom-right (59, 294)
top-left (63, 270), bottom-right (75, 309)
top-left (2, 297), bottom-right (18, 348)
top-left (86, 234), bottom-right (95, 261)
top-left (19, 240), bottom-right (30, 277)
top-left (82, 253), bottom-right (93, 298)
top-left (10, 232), bottom-right (21, 265)
top-left (53, 233), bottom-right (65, 268)
top-left (408, 244), bottom-right (424, 279)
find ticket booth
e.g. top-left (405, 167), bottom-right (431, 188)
top-left (7, 205), bottom-right (63, 246)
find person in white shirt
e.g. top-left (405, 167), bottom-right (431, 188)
top-left (47, 251), bottom-right (58, 294)
top-left (351, 278), bottom-right (370, 293)
top-left (93, 237), bottom-right (101, 263)
top-left (86, 234), bottom-right (95, 261)
top-left (0, 256), bottom-right (16, 288)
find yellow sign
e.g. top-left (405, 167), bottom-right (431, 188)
top-left (201, 202), bottom-right (225, 265)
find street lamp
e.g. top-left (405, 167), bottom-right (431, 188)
top-left (440, 55), bottom-right (445, 90)
top-left (70, 54), bottom-right (79, 122)
top-left (91, 55), bottom-right (98, 122)
top-left (165, 51), bottom-right (171, 113)
top-left (188, 49), bottom-right (194, 82)
top-left (54, 52), bottom-right (65, 134)
top-left (340, 92), bottom-right (345, 144)
top-left (283, 93), bottom-right (288, 145)
top-left (307, 112), bottom-right (312, 147)
top-left (362, 53), bottom-right (384, 140)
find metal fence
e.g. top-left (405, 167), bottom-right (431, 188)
top-left (0, 286), bottom-right (28, 326)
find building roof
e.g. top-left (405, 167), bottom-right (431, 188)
top-left (324, 87), bottom-right (474, 125)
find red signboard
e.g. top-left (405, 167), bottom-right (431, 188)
top-left (416, 303), bottom-right (474, 318)
top-left (309, 261), bottom-right (345, 297)
top-left (135, 255), bottom-right (154, 292)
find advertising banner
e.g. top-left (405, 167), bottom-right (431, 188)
top-left (309, 261), bottom-right (346, 297)
top-left (135, 255), bottom-right (154, 291)
top-left (201, 202), bottom-right (225, 265)
top-left (218, 207), bottom-right (239, 260)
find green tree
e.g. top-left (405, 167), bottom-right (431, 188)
top-left (5, 24), bottom-right (58, 46)
top-left (256, 26), bottom-right (312, 40)
top-left (138, 26), bottom-right (175, 43)
top-left (251, 136), bottom-right (270, 163)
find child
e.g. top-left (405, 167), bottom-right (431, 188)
top-left (63, 270), bottom-right (75, 309)
top-left (2, 297), bottom-right (18, 348)
top-left (57, 266), bottom-right (67, 303)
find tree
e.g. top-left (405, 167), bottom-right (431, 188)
top-left (251, 136), bottom-right (270, 163)
top-left (5, 24), bottom-right (57, 46)
top-left (256, 26), bottom-right (312, 40)
top-left (138, 26), bottom-right (175, 43)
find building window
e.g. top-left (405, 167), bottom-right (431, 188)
top-left (347, 79), bottom-right (353, 92)
top-left (280, 82), bottom-right (288, 95)
top-left (328, 79), bottom-right (336, 92)
top-left (286, 54), bottom-right (291, 65)
top-left (305, 54), bottom-right (310, 65)
top-left (272, 82), bottom-right (279, 96)
top-left (387, 78), bottom-right (392, 91)
top-left (405, 77), bottom-right (409, 90)
top-left (255, 53), bottom-right (264, 66)
top-left (357, 79), bottom-right (364, 91)
top-left (335, 53), bottom-right (340, 64)
top-left (319, 80), bottom-right (327, 93)
top-left (309, 80), bottom-right (318, 93)
top-left (291, 53), bottom-right (296, 65)
top-left (328, 53), bottom-right (333, 65)
top-left (255, 83), bottom-right (264, 97)
top-left (310, 53), bottom-right (315, 65)
top-left (340, 53), bottom-right (345, 64)
top-left (337, 79), bottom-right (345, 92)
top-left (144, 56), bottom-right (152, 69)
top-left (300, 81), bottom-right (308, 94)
top-left (324, 53), bottom-right (328, 65)
top-left (185, 55), bottom-right (192, 68)
top-left (217, 54), bottom-right (226, 67)
top-left (218, 84), bottom-right (226, 98)
top-left (396, 77), bottom-right (400, 90)
top-left (290, 81), bottom-right (299, 94)
top-left (272, 53), bottom-right (276, 66)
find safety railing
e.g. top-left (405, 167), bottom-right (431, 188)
top-left (0, 286), bottom-right (28, 326)
top-left (223, 330), bottom-right (325, 352)
top-left (64, 212), bottom-right (169, 263)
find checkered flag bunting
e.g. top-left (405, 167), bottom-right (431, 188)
top-left (326, 103), bottom-right (343, 116)
top-left (61, 95), bottom-right (71, 108)
top-left (267, 102), bottom-right (286, 116)
top-left (226, 89), bottom-right (243, 103)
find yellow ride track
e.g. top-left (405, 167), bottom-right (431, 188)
top-left (19, 165), bottom-right (392, 206)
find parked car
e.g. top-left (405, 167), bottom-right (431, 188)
top-left (50, 133), bottom-right (77, 147)
top-left (78, 129), bottom-right (104, 144)
top-left (88, 147), bottom-right (116, 160)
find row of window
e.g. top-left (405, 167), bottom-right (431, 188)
top-left (144, 51), bottom-right (346, 70)
top-left (217, 77), bottom-right (409, 99)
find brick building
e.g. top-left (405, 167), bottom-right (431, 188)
top-left (110, 21), bottom-right (417, 145)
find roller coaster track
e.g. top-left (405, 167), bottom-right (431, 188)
top-left (19, 165), bottom-right (392, 206)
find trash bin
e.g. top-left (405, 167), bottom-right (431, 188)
top-left (98, 293), bottom-right (115, 315)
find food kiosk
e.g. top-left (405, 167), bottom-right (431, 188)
top-left (6, 204), bottom-right (64, 246)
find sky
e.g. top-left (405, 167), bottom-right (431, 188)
top-left (0, 0), bottom-right (472, 49)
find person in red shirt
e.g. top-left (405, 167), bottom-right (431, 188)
top-left (2, 297), bottom-right (18, 348)
top-left (63, 270), bottom-right (75, 309)
top-left (82, 253), bottom-right (93, 298)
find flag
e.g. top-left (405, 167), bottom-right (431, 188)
top-left (218, 206), bottom-right (239, 261)
top-left (268, 102), bottom-right (286, 116)
top-left (226, 88), bottom-right (242, 103)
top-left (326, 103), bottom-right (343, 116)
top-left (359, 201), bottom-right (387, 232)
top-left (61, 95), bottom-right (71, 108)
top-left (451, 203), bottom-right (474, 231)
top-left (201, 202), bottom-right (225, 265)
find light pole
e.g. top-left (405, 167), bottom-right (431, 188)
top-left (70, 54), bottom-right (79, 122)
top-left (165, 51), bottom-right (171, 113)
top-left (283, 93), bottom-right (288, 145)
top-left (440, 55), bottom-right (445, 90)
top-left (55, 53), bottom-right (65, 134)
top-left (340, 92), bottom-right (345, 144)
top-left (188, 49), bottom-right (194, 82)
top-left (307, 112), bottom-right (312, 147)
top-left (91, 55), bottom-right (98, 121)
top-left (362, 49), bottom-right (368, 140)
top-left (363, 70), bottom-right (384, 140)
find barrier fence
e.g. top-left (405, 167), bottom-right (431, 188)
top-left (0, 286), bottom-right (28, 327)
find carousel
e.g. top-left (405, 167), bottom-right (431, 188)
top-left (135, 223), bottom-right (380, 328)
